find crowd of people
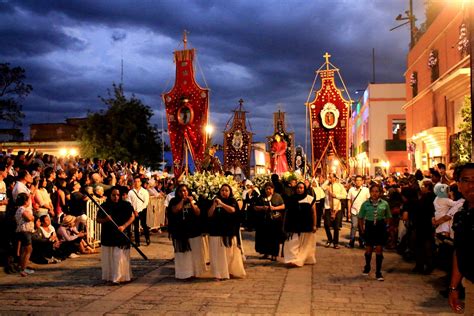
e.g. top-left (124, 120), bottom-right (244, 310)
top-left (0, 150), bottom-right (167, 281)
top-left (0, 149), bottom-right (472, 314)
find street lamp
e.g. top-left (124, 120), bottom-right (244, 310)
top-left (390, 0), bottom-right (417, 48)
top-left (205, 124), bottom-right (214, 141)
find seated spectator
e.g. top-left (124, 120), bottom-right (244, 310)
top-left (31, 215), bottom-right (62, 264)
top-left (57, 215), bottom-right (95, 257)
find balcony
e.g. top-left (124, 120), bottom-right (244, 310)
top-left (385, 139), bottom-right (407, 151)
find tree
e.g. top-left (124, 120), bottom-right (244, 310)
top-left (453, 96), bottom-right (472, 166)
top-left (0, 63), bottom-right (32, 127)
top-left (77, 84), bottom-right (162, 167)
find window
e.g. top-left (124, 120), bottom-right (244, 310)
top-left (392, 119), bottom-right (406, 140)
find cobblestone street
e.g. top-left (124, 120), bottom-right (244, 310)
top-left (0, 223), bottom-right (454, 315)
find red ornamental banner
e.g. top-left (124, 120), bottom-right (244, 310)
top-left (162, 49), bottom-right (209, 178)
top-left (308, 68), bottom-right (349, 175)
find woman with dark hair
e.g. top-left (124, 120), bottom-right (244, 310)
top-left (254, 182), bottom-right (286, 261)
top-left (207, 184), bottom-right (245, 280)
top-left (168, 184), bottom-right (207, 279)
top-left (413, 180), bottom-right (436, 274)
top-left (283, 182), bottom-right (317, 267)
top-left (34, 177), bottom-right (54, 218)
top-left (32, 215), bottom-right (62, 263)
top-left (97, 187), bottom-right (135, 284)
top-left (358, 184), bottom-right (391, 281)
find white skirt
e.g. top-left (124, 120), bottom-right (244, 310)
top-left (101, 246), bottom-right (132, 283)
top-left (174, 236), bottom-right (208, 279)
top-left (208, 236), bottom-right (246, 279)
top-left (283, 232), bottom-right (316, 267)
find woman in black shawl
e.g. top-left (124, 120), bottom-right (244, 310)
top-left (283, 182), bottom-right (317, 267)
top-left (168, 184), bottom-right (207, 279)
top-left (254, 182), bottom-right (286, 261)
top-left (207, 184), bottom-right (246, 280)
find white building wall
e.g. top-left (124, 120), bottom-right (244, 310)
top-left (367, 83), bottom-right (406, 175)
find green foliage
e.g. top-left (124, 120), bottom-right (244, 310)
top-left (454, 96), bottom-right (472, 165)
top-left (0, 63), bottom-right (32, 127)
top-left (77, 83), bottom-right (162, 167)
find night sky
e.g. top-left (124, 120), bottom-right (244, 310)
top-left (0, 0), bottom-right (424, 148)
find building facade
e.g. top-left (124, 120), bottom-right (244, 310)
top-left (403, 2), bottom-right (470, 171)
top-left (349, 83), bottom-right (407, 176)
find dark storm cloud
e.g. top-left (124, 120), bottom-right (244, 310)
top-left (0, 5), bottom-right (86, 57)
top-left (0, 0), bottom-right (424, 146)
top-left (111, 31), bottom-right (127, 43)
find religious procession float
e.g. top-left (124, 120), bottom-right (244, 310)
top-left (162, 33), bottom-right (352, 196)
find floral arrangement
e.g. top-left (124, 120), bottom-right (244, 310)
top-left (280, 171), bottom-right (304, 183)
top-left (427, 49), bottom-right (438, 68)
top-left (252, 174), bottom-right (272, 190)
top-left (458, 23), bottom-right (469, 56)
top-left (410, 72), bottom-right (417, 87)
top-left (183, 171), bottom-right (242, 200)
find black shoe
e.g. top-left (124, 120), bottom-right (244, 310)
top-left (359, 242), bottom-right (365, 249)
top-left (325, 241), bottom-right (332, 248)
top-left (146, 238), bottom-right (151, 246)
top-left (362, 266), bottom-right (370, 275)
top-left (346, 241), bottom-right (355, 248)
top-left (376, 273), bottom-right (384, 281)
top-left (136, 242), bottom-right (141, 247)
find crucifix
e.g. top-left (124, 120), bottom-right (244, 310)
top-left (323, 52), bottom-right (331, 70)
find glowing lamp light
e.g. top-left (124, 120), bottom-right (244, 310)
top-left (205, 124), bottom-right (214, 135)
top-left (70, 148), bottom-right (78, 156)
top-left (59, 148), bottom-right (68, 156)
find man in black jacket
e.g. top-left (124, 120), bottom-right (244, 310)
top-left (448, 163), bottom-right (474, 314)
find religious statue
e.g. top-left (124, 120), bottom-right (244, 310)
top-left (270, 133), bottom-right (289, 175)
top-left (202, 145), bottom-right (223, 174)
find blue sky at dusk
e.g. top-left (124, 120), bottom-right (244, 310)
top-left (0, 0), bottom-right (425, 147)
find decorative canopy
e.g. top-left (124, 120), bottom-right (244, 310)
top-left (162, 32), bottom-right (209, 178)
top-left (307, 52), bottom-right (351, 176)
top-left (223, 99), bottom-right (253, 178)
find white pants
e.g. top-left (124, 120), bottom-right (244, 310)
top-left (283, 232), bottom-right (316, 267)
top-left (208, 236), bottom-right (246, 279)
top-left (101, 246), bottom-right (132, 283)
top-left (174, 236), bottom-right (208, 279)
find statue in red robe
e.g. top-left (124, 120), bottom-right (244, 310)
top-left (271, 134), bottom-right (289, 175)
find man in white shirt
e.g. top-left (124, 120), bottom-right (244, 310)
top-left (128, 175), bottom-right (150, 246)
top-left (12, 169), bottom-right (33, 208)
top-left (346, 175), bottom-right (370, 248)
top-left (322, 173), bottom-right (347, 249)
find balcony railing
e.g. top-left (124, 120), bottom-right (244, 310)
top-left (385, 139), bottom-right (407, 151)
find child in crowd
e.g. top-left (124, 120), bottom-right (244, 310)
top-left (15, 193), bottom-right (35, 277)
top-left (432, 183), bottom-right (457, 238)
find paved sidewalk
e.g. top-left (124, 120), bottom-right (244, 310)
top-left (0, 224), bottom-right (455, 315)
